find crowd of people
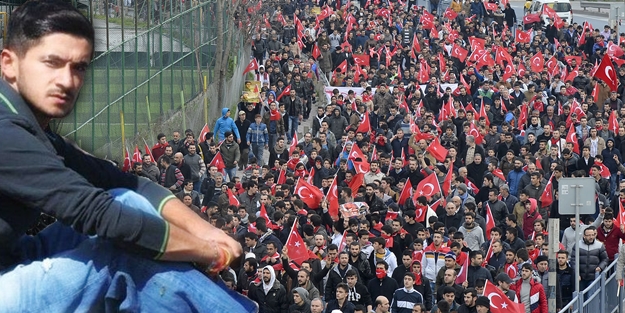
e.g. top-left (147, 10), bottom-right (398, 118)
top-left (127, 0), bottom-right (625, 313)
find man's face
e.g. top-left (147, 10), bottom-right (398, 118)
top-left (311, 300), bottom-right (323, 313)
top-left (262, 269), bottom-right (272, 282)
top-left (266, 244), bottom-right (276, 256)
top-left (521, 268), bottom-right (532, 280)
top-left (2, 33), bottom-right (93, 125)
top-left (505, 251), bottom-right (515, 263)
top-left (403, 275), bottom-right (415, 289)
top-left (557, 253), bottom-right (568, 266)
top-left (314, 235), bottom-right (324, 247)
top-left (336, 287), bottom-right (347, 301)
top-left (471, 254), bottom-right (483, 266)
top-left (464, 293), bottom-right (475, 306)
top-left (346, 275), bottom-right (357, 287)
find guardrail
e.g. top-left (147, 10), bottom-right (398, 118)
top-left (580, 1), bottom-right (612, 12)
top-left (558, 258), bottom-right (624, 313)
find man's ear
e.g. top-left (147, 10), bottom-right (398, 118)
top-left (0, 49), bottom-right (18, 83)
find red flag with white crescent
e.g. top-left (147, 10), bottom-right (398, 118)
top-left (414, 173), bottom-right (441, 200)
top-left (483, 280), bottom-right (525, 313)
top-left (294, 178), bottom-right (324, 209)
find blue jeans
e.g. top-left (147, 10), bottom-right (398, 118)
top-left (225, 167), bottom-right (238, 181)
top-left (0, 189), bottom-right (257, 313)
top-left (251, 143), bottom-right (265, 166)
top-left (289, 116), bottom-right (299, 142)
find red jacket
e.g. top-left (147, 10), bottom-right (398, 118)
top-left (596, 224), bottom-right (625, 260)
top-left (511, 277), bottom-right (548, 313)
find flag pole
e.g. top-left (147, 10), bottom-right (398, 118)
top-left (286, 218), bottom-right (298, 246)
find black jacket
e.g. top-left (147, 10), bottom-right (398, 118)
top-left (249, 280), bottom-right (289, 313)
top-left (0, 80), bottom-right (172, 270)
top-left (366, 276), bottom-right (399, 305)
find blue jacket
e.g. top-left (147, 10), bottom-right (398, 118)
top-left (470, 1), bottom-right (485, 17)
top-left (213, 108), bottom-right (241, 141)
top-left (507, 168), bottom-right (526, 197)
top-left (246, 122), bottom-right (269, 145)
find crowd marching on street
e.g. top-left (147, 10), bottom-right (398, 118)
top-left (131, 0), bottom-right (625, 312)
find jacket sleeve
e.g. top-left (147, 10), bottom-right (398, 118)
top-left (0, 121), bottom-right (174, 259)
top-left (232, 119), bottom-right (241, 140)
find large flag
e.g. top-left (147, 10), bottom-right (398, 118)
top-left (285, 222), bottom-right (317, 265)
top-left (289, 132), bottom-right (298, 155)
top-left (442, 166), bottom-right (453, 197)
top-left (142, 138), bottom-right (156, 163)
top-left (595, 53), bottom-right (619, 92)
top-left (277, 85), bottom-right (291, 101)
top-left (348, 144), bottom-right (370, 173)
top-left (609, 110), bottom-right (619, 135)
top-left (227, 188), bottom-right (240, 206)
top-left (122, 147), bottom-right (131, 172)
top-left (485, 203), bottom-right (495, 241)
top-left (455, 252), bottom-right (469, 284)
top-left (356, 112), bottom-right (372, 134)
top-left (530, 51), bottom-right (544, 73)
top-left (414, 173), bottom-right (442, 200)
top-left (208, 151), bottom-right (226, 172)
top-left (243, 58), bottom-right (259, 75)
top-left (347, 173), bottom-right (365, 195)
top-left (398, 179), bottom-right (413, 206)
top-left (566, 124), bottom-right (580, 154)
top-left (483, 280), bottom-right (526, 313)
top-left (615, 199), bottom-right (625, 227)
top-left (427, 137), bottom-right (449, 162)
top-left (326, 177), bottom-right (340, 220)
top-left (294, 178), bottom-right (324, 209)
top-left (132, 145), bottom-right (143, 163)
top-left (198, 123), bottom-right (210, 143)
top-left (540, 175), bottom-right (554, 208)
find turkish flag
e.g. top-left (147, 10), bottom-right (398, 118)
top-left (277, 169), bottom-right (286, 185)
top-left (208, 151), bottom-right (226, 171)
top-left (227, 188), bottom-right (240, 206)
top-left (483, 280), bottom-right (526, 313)
top-left (122, 147), bottom-right (131, 172)
top-left (143, 139), bottom-right (155, 163)
top-left (353, 54), bottom-right (370, 66)
top-left (243, 58), bottom-right (259, 75)
top-left (502, 62), bottom-right (515, 81)
top-left (414, 173), bottom-right (442, 200)
top-left (566, 124), bottom-right (580, 154)
top-left (289, 132), bottom-right (298, 155)
top-left (286, 222), bottom-right (317, 265)
top-left (523, 13), bottom-right (540, 24)
top-left (277, 84), bottom-right (291, 101)
top-left (336, 59), bottom-right (348, 74)
top-left (451, 44), bottom-right (468, 63)
top-left (259, 203), bottom-right (279, 230)
top-left (492, 168), bottom-right (506, 182)
top-left (595, 53), bottom-right (619, 92)
top-left (496, 47), bottom-right (513, 66)
top-left (356, 112), bottom-right (372, 134)
top-left (312, 44), bottom-right (321, 60)
top-left (541, 176), bottom-right (554, 208)
top-left (592, 82), bottom-right (600, 103)
top-left (398, 179), bottom-right (413, 206)
top-left (609, 110), bottom-right (619, 134)
top-left (442, 166), bottom-right (453, 197)
top-left (198, 123), bottom-right (210, 143)
top-left (455, 252), bottom-right (469, 284)
top-left (546, 56), bottom-right (558, 73)
top-left (468, 36), bottom-right (486, 50)
top-left (326, 177), bottom-right (340, 220)
top-left (295, 178), bottom-right (324, 209)
top-left (595, 160), bottom-right (611, 179)
top-left (412, 34), bottom-right (421, 52)
top-left (607, 41), bottom-right (624, 57)
top-left (466, 178), bottom-right (480, 194)
top-left (421, 10), bottom-right (435, 29)
top-left (485, 203), bottom-right (495, 240)
top-left (483, 1), bottom-right (498, 11)
top-left (542, 4), bottom-right (557, 18)
top-left (347, 173), bottom-right (365, 195)
top-left (444, 7), bottom-right (458, 19)
top-left (530, 51), bottom-right (544, 73)
top-left (515, 29), bottom-right (531, 43)
top-left (132, 145), bottom-right (143, 164)
top-left (483, 238), bottom-right (494, 266)
top-left (479, 100), bottom-right (490, 127)
top-left (427, 137), bottom-right (448, 162)
top-left (565, 69), bottom-right (579, 83)
top-left (615, 200), bottom-right (625, 227)
top-left (348, 144), bottom-right (371, 173)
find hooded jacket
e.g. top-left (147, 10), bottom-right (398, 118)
top-left (213, 108), bottom-right (241, 141)
top-left (570, 236), bottom-right (609, 280)
top-left (523, 199), bottom-right (542, 238)
top-left (288, 287), bottom-right (311, 313)
top-left (249, 266), bottom-right (288, 313)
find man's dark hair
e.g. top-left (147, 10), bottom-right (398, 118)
top-left (7, 0), bottom-right (95, 57)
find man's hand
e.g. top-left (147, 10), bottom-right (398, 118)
top-left (282, 246), bottom-right (289, 259)
top-left (247, 141), bottom-right (251, 146)
top-left (265, 145), bottom-right (268, 150)
top-left (462, 280), bottom-right (468, 288)
top-left (169, 185), bottom-right (177, 191)
top-left (237, 139), bottom-right (241, 144)
top-left (596, 267), bottom-right (602, 272)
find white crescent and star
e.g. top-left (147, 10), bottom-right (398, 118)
top-left (487, 292), bottom-right (503, 309)
top-left (422, 183), bottom-right (434, 195)
top-left (296, 186), bottom-right (312, 199)
top-left (605, 66), bottom-right (615, 83)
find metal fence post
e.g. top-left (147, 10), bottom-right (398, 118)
top-left (600, 271), bottom-right (606, 313)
